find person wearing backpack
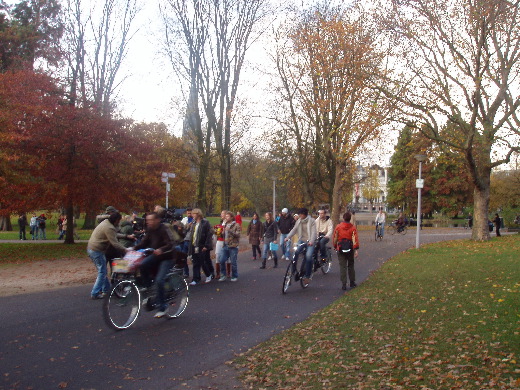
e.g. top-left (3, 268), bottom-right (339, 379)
top-left (332, 211), bottom-right (360, 291)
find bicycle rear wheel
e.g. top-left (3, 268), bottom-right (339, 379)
top-left (103, 280), bottom-right (141, 330)
top-left (320, 249), bottom-right (332, 274)
top-left (400, 226), bottom-right (408, 235)
top-left (390, 225), bottom-right (397, 235)
top-left (164, 273), bottom-right (189, 318)
top-left (282, 262), bottom-right (294, 294)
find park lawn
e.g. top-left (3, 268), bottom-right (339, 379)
top-left (0, 243), bottom-right (88, 265)
top-left (236, 235), bottom-right (520, 389)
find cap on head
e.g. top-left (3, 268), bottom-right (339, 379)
top-left (105, 206), bottom-right (118, 214)
top-left (282, 208), bottom-right (288, 214)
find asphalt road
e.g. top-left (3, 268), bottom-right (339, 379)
top-left (0, 228), bottom-right (474, 390)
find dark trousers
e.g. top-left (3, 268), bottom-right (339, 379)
top-left (317, 236), bottom-right (330, 258)
top-left (192, 250), bottom-right (214, 282)
top-left (338, 250), bottom-right (355, 285)
top-left (19, 227), bottom-right (26, 240)
top-left (252, 245), bottom-right (261, 259)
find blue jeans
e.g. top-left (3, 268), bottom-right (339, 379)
top-left (317, 236), bottom-right (329, 258)
top-left (279, 233), bottom-right (291, 258)
top-left (88, 249), bottom-right (111, 297)
top-left (377, 223), bottom-right (385, 237)
top-left (262, 241), bottom-right (278, 260)
top-left (39, 227), bottom-right (46, 240)
top-left (294, 240), bottom-right (315, 278)
top-left (219, 245), bottom-right (238, 278)
top-left (140, 254), bottom-right (174, 311)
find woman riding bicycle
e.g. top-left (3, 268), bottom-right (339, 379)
top-left (284, 208), bottom-right (317, 286)
top-left (375, 209), bottom-right (386, 238)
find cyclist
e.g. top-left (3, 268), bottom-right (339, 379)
top-left (315, 210), bottom-right (333, 261)
top-left (284, 208), bottom-right (317, 286)
top-left (134, 212), bottom-right (175, 318)
top-left (375, 208), bottom-right (386, 238)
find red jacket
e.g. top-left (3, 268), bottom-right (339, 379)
top-left (332, 222), bottom-right (359, 250)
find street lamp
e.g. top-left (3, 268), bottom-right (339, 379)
top-left (414, 154), bottom-right (427, 249)
top-left (272, 177), bottom-right (277, 217)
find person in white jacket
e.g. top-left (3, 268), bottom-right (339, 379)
top-left (315, 210), bottom-right (334, 260)
top-left (375, 209), bottom-right (386, 237)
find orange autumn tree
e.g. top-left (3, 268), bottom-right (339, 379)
top-left (275, 4), bottom-right (395, 224)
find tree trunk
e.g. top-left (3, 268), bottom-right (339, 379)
top-left (64, 191), bottom-right (75, 244)
top-left (331, 161), bottom-right (345, 226)
top-left (196, 153), bottom-right (209, 213)
top-left (82, 209), bottom-right (96, 229)
top-left (0, 214), bottom-right (12, 231)
top-left (472, 185), bottom-right (491, 241)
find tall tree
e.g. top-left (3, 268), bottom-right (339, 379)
top-left (381, 0), bottom-right (520, 240)
top-left (161, 0), bottom-right (269, 212)
top-left (274, 4), bottom-right (394, 224)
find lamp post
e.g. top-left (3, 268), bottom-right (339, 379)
top-left (272, 177), bottom-right (277, 217)
top-left (414, 154), bottom-right (427, 249)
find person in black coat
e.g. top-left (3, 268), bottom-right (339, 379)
top-left (493, 213), bottom-right (501, 237)
top-left (187, 208), bottom-right (215, 285)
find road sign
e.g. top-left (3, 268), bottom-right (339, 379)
top-left (161, 177), bottom-right (168, 183)
top-left (416, 179), bottom-right (424, 189)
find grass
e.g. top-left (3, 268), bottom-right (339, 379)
top-left (236, 235), bottom-right (520, 389)
top-left (0, 243), bottom-right (88, 266)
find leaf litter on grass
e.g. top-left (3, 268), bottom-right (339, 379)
top-left (236, 235), bottom-right (520, 389)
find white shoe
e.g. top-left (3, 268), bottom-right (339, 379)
top-left (189, 280), bottom-right (198, 286)
top-left (281, 255), bottom-right (286, 261)
top-left (154, 309), bottom-right (168, 318)
top-left (205, 275), bottom-right (213, 283)
top-left (231, 277), bottom-right (238, 282)
top-left (218, 275), bottom-right (227, 282)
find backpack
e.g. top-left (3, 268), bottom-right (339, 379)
top-left (338, 238), bottom-right (353, 253)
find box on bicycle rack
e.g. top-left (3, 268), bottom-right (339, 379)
top-left (111, 258), bottom-right (131, 273)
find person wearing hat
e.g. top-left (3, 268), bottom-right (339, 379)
top-left (277, 208), bottom-right (295, 261)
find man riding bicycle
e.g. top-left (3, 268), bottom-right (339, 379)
top-left (315, 210), bottom-right (333, 261)
top-left (284, 208), bottom-right (317, 286)
top-left (134, 212), bottom-right (175, 318)
top-left (375, 209), bottom-right (385, 237)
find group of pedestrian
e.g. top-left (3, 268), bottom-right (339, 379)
top-left (23, 213), bottom-right (47, 240)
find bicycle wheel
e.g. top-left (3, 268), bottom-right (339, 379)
top-left (400, 226), bottom-right (408, 235)
top-left (164, 273), bottom-right (189, 318)
top-left (390, 225), bottom-right (397, 235)
top-left (103, 280), bottom-right (141, 330)
top-left (282, 262), bottom-right (294, 294)
top-left (320, 248), bottom-right (332, 274)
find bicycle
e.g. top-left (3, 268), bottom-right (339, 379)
top-left (282, 240), bottom-right (332, 294)
top-left (103, 251), bottom-right (189, 330)
top-left (389, 221), bottom-right (407, 235)
top-left (374, 223), bottom-right (384, 241)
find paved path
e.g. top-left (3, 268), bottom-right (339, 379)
top-left (0, 228), bottom-right (474, 389)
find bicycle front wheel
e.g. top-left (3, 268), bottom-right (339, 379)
top-left (164, 273), bottom-right (189, 318)
top-left (282, 262), bottom-right (294, 294)
top-left (103, 280), bottom-right (141, 330)
top-left (320, 249), bottom-right (332, 274)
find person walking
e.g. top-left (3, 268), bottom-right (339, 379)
top-left (18, 213), bottom-right (28, 240)
top-left (246, 212), bottom-right (264, 261)
top-left (188, 208), bottom-right (215, 285)
top-left (219, 211), bottom-right (241, 282)
top-left (87, 212), bottom-right (129, 299)
top-left (494, 213), bottom-right (502, 237)
top-left (213, 210), bottom-right (227, 280)
top-left (333, 212), bottom-right (360, 291)
top-left (278, 208), bottom-right (295, 261)
top-left (260, 212), bottom-right (278, 269)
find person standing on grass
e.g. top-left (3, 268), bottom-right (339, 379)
top-left (30, 213), bottom-right (38, 240)
top-left (87, 212), bottom-right (129, 299)
top-left (333, 212), bottom-right (360, 291)
top-left (247, 212), bottom-right (264, 261)
top-left (18, 213), bottom-right (28, 240)
top-left (494, 213), bottom-right (502, 237)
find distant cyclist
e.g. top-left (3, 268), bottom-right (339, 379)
top-left (375, 208), bottom-right (386, 237)
top-left (396, 212), bottom-right (406, 233)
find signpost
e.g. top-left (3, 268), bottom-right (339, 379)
top-left (161, 172), bottom-right (176, 208)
